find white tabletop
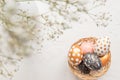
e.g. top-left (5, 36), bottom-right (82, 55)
top-left (2, 0), bottom-right (120, 80)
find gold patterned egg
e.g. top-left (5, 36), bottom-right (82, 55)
top-left (68, 44), bottom-right (83, 66)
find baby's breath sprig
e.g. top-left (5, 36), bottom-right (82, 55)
top-left (0, 0), bottom-right (39, 79)
top-left (15, 0), bottom-right (111, 43)
top-left (40, 0), bottom-right (111, 27)
top-left (16, 0), bottom-right (112, 27)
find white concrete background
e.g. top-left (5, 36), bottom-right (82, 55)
top-left (10, 0), bottom-right (120, 80)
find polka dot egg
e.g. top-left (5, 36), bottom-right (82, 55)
top-left (94, 37), bottom-right (110, 57)
top-left (68, 44), bottom-right (83, 66)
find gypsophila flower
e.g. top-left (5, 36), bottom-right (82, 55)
top-left (15, 0), bottom-right (112, 43)
top-left (40, 0), bottom-right (111, 27)
top-left (0, 0), bottom-right (39, 79)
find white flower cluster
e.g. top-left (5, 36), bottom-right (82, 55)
top-left (41, 0), bottom-right (111, 27)
top-left (31, 0), bottom-right (111, 43)
top-left (0, 0), bottom-right (38, 79)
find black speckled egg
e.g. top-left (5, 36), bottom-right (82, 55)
top-left (78, 61), bottom-right (91, 74)
top-left (83, 53), bottom-right (102, 70)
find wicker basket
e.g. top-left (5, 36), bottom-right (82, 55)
top-left (68, 53), bottom-right (111, 80)
top-left (68, 37), bottom-right (111, 80)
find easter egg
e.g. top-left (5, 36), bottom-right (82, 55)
top-left (83, 53), bottom-right (102, 70)
top-left (94, 37), bottom-right (110, 57)
top-left (80, 42), bottom-right (94, 54)
top-left (100, 52), bottom-right (111, 66)
top-left (68, 44), bottom-right (83, 66)
top-left (78, 61), bottom-right (91, 74)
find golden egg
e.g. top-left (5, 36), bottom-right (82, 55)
top-left (68, 44), bottom-right (83, 66)
top-left (100, 52), bottom-right (111, 67)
